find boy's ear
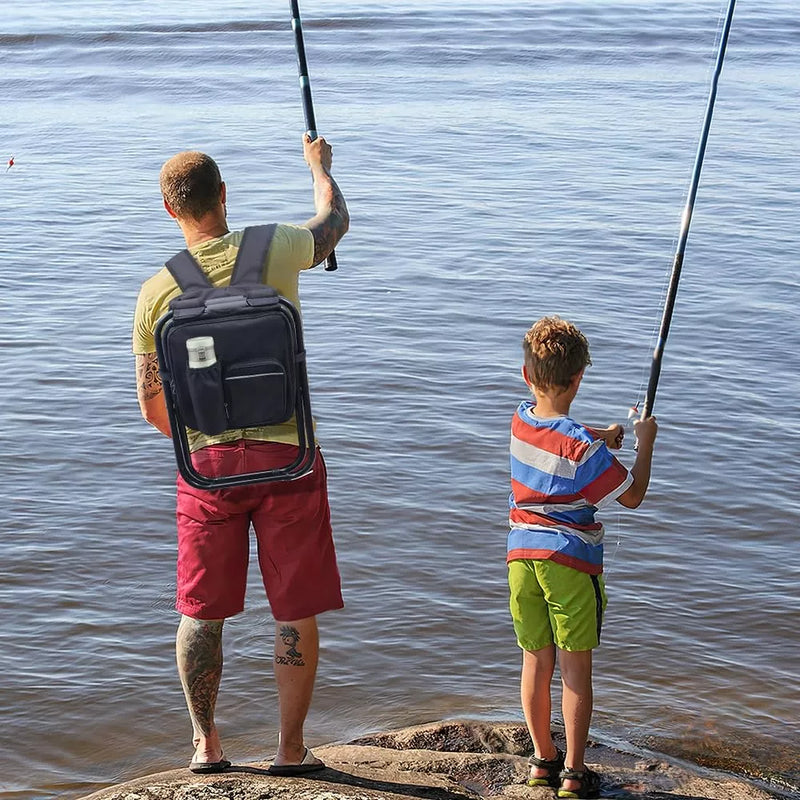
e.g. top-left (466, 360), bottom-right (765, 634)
top-left (570, 369), bottom-right (585, 390)
top-left (521, 365), bottom-right (533, 387)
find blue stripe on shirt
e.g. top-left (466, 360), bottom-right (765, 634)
top-left (510, 453), bottom-right (578, 497)
top-left (507, 527), bottom-right (604, 567)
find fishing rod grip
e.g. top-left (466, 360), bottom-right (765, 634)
top-left (641, 363), bottom-right (661, 420)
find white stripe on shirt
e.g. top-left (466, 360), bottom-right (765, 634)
top-left (510, 435), bottom-right (578, 478)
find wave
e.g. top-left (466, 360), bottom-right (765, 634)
top-left (1, 6), bottom-right (798, 53)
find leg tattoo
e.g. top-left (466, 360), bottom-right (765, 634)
top-left (276, 625), bottom-right (306, 666)
top-left (176, 617), bottom-right (224, 738)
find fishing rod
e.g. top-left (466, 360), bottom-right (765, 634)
top-left (640, 0), bottom-right (736, 420)
top-left (290, 0), bottom-right (338, 272)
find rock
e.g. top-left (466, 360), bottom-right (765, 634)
top-left (79, 720), bottom-right (785, 800)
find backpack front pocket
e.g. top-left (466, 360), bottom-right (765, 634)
top-left (224, 359), bottom-right (292, 428)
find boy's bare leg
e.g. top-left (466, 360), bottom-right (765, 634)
top-left (521, 644), bottom-right (559, 776)
top-left (273, 616), bottom-right (319, 766)
top-left (558, 648), bottom-right (593, 789)
top-left (176, 616), bottom-right (225, 763)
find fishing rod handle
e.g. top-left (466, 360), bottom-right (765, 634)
top-left (297, 78), bottom-right (319, 135)
top-left (291, 5), bottom-right (320, 136)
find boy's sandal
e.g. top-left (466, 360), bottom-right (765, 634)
top-left (527, 747), bottom-right (565, 787)
top-left (557, 766), bottom-right (601, 799)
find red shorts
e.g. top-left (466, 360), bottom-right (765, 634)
top-left (175, 440), bottom-right (343, 621)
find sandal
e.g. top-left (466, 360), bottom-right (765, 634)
top-left (527, 747), bottom-right (565, 787)
top-left (557, 767), bottom-right (601, 798)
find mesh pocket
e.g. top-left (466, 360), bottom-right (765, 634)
top-left (185, 362), bottom-right (228, 435)
top-left (224, 359), bottom-right (292, 427)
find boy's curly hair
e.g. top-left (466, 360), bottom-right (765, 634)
top-left (523, 316), bottom-right (592, 390)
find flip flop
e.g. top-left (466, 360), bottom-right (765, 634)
top-left (189, 757), bottom-right (231, 774)
top-left (267, 747), bottom-right (325, 776)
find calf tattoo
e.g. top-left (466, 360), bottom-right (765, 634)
top-left (276, 625), bottom-right (305, 666)
top-left (177, 618), bottom-right (223, 736)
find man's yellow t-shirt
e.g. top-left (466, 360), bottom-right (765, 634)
top-left (132, 224), bottom-right (315, 451)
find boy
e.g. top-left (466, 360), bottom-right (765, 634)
top-left (507, 317), bottom-right (657, 798)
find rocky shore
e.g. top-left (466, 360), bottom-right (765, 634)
top-left (80, 720), bottom-right (787, 800)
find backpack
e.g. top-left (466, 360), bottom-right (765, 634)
top-left (154, 224), bottom-right (316, 490)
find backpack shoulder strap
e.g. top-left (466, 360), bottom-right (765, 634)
top-left (165, 249), bottom-right (213, 292)
top-left (231, 224), bottom-right (278, 286)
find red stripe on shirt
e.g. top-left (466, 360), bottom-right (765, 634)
top-left (580, 458), bottom-right (629, 505)
top-left (509, 508), bottom-right (603, 532)
top-left (510, 478), bottom-right (582, 506)
top-left (512, 414), bottom-right (591, 462)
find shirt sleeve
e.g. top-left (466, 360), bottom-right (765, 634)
top-left (574, 440), bottom-right (633, 508)
top-left (281, 224), bottom-right (315, 271)
top-left (132, 284), bottom-right (157, 354)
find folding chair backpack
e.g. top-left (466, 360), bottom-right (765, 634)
top-left (154, 224), bottom-right (316, 490)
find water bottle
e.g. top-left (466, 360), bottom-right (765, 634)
top-left (186, 336), bottom-right (217, 369)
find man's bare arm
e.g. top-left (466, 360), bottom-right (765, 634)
top-left (135, 353), bottom-right (172, 437)
top-left (301, 134), bottom-right (350, 267)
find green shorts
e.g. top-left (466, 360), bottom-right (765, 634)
top-left (508, 559), bottom-right (607, 652)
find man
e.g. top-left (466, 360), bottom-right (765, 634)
top-left (132, 134), bottom-right (349, 774)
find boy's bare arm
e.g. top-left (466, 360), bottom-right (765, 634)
top-left (617, 416), bottom-right (658, 508)
top-left (586, 424), bottom-right (624, 450)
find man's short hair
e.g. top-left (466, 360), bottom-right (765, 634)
top-left (160, 151), bottom-right (223, 220)
top-left (523, 316), bottom-right (592, 390)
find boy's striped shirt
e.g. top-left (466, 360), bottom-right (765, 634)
top-left (507, 401), bottom-right (632, 574)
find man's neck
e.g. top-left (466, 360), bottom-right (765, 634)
top-left (179, 214), bottom-right (229, 248)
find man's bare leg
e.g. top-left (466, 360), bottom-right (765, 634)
top-left (521, 644), bottom-right (559, 779)
top-left (558, 648), bottom-right (593, 790)
top-left (272, 616), bottom-right (319, 766)
top-left (176, 615), bottom-right (225, 764)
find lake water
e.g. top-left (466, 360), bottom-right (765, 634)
top-left (1, 1), bottom-right (798, 798)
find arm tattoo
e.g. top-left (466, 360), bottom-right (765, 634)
top-left (275, 625), bottom-right (305, 667)
top-left (308, 174), bottom-right (349, 267)
top-left (136, 352), bottom-right (163, 402)
top-left (176, 617), bottom-right (224, 738)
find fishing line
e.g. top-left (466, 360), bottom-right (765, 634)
top-left (290, 0), bottom-right (338, 272)
top-left (638, 0), bottom-right (736, 420)
top-left (611, 0), bottom-right (736, 569)
top-left (629, 0), bottom-right (736, 423)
